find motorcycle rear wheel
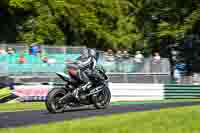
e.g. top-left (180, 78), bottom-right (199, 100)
top-left (45, 88), bottom-right (67, 113)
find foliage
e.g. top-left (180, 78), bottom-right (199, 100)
top-left (0, 0), bottom-right (200, 55)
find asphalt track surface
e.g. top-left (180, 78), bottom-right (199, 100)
top-left (1, 101), bottom-right (200, 128)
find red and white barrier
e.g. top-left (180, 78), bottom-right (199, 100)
top-left (13, 85), bottom-right (53, 101)
top-left (12, 83), bottom-right (164, 102)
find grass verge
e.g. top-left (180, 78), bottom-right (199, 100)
top-left (0, 102), bottom-right (45, 112)
top-left (1, 105), bottom-right (200, 133)
top-left (1, 99), bottom-right (200, 112)
top-left (0, 88), bottom-right (12, 100)
top-left (112, 99), bottom-right (200, 105)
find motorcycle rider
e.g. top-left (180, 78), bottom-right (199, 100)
top-left (68, 48), bottom-right (97, 93)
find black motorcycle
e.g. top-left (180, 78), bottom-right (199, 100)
top-left (45, 64), bottom-right (111, 113)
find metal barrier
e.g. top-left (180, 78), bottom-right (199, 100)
top-left (0, 63), bottom-right (171, 84)
top-left (0, 58), bottom-right (170, 73)
top-left (110, 83), bottom-right (164, 101)
top-left (0, 44), bottom-right (85, 54)
top-left (108, 73), bottom-right (170, 84)
top-left (102, 58), bottom-right (170, 73)
top-left (0, 44), bottom-right (27, 53)
top-left (0, 44), bottom-right (171, 84)
top-left (41, 45), bottom-right (86, 54)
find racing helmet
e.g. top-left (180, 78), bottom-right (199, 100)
top-left (80, 48), bottom-right (89, 58)
top-left (88, 48), bottom-right (96, 57)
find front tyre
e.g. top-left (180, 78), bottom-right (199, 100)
top-left (92, 87), bottom-right (111, 109)
top-left (45, 88), bottom-right (67, 113)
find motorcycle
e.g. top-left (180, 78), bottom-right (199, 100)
top-left (45, 63), bottom-right (111, 113)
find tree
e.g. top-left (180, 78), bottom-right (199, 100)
top-left (0, 0), bottom-right (200, 58)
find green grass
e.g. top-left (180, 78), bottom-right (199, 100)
top-left (1, 105), bottom-right (200, 133)
top-left (1, 99), bottom-right (200, 112)
top-left (0, 102), bottom-right (45, 112)
top-left (0, 88), bottom-right (12, 100)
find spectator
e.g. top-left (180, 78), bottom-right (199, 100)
top-left (42, 56), bottom-right (56, 65)
top-left (134, 51), bottom-right (144, 63)
top-left (151, 52), bottom-right (162, 73)
top-left (152, 52), bottom-right (161, 64)
top-left (36, 45), bottom-right (43, 57)
top-left (174, 63), bottom-right (186, 83)
top-left (0, 48), bottom-right (7, 55)
top-left (123, 50), bottom-right (130, 59)
top-left (18, 55), bottom-right (26, 64)
top-left (42, 56), bottom-right (48, 63)
top-left (104, 49), bottom-right (115, 61)
top-left (47, 58), bottom-right (56, 65)
top-left (7, 48), bottom-right (15, 55)
top-left (174, 69), bottom-right (181, 83)
top-left (38, 45), bottom-right (42, 54)
top-left (115, 50), bottom-right (123, 72)
top-left (116, 50), bottom-right (123, 59)
top-left (29, 43), bottom-right (39, 56)
top-left (39, 48), bottom-right (46, 59)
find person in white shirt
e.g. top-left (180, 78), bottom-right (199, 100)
top-left (134, 51), bottom-right (144, 63)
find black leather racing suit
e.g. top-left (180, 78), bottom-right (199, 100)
top-left (77, 55), bottom-right (96, 83)
top-left (68, 54), bottom-right (96, 86)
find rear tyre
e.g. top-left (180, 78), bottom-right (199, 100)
top-left (45, 88), bottom-right (67, 113)
top-left (92, 87), bottom-right (111, 109)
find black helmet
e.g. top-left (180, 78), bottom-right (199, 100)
top-left (89, 49), bottom-right (96, 57)
top-left (80, 48), bottom-right (89, 58)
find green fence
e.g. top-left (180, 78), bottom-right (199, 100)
top-left (165, 84), bottom-right (200, 99)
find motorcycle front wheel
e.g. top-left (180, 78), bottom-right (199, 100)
top-left (45, 88), bottom-right (67, 113)
top-left (92, 87), bottom-right (111, 109)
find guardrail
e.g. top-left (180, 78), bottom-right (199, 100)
top-left (2, 83), bottom-right (200, 103)
top-left (164, 84), bottom-right (200, 99)
top-left (110, 83), bottom-right (164, 101)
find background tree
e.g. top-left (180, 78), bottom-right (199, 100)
top-left (0, 0), bottom-right (200, 60)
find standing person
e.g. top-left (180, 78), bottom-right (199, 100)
top-left (174, 63), bottom-right (185, 83)
top-left (123, 50), bottom-right (130, 59)
top-left (115, 50), bottom-right (123, 72)
top-left (103, 49), bottom-right (115, 72)
top-left (7, 48), bottom-right (15, 55)
top-left (134, 51), bottom-right (144, 63)
top-left (134, 51), bottom-right (144, 72)
top-left (152, 52), bottom-right (161, 64)
top-left (104, 49), bottom-right (115, 61)
top-left (0, 48), bottom-right (7, 55)
top-left (121, 50), bottom-right (130, 72)
top-left (151, 52), bottom-right (161, 73)
top-left (18, 54), bottom-right (26, 64)
top-left (29, 43), bottom-right (39, 56)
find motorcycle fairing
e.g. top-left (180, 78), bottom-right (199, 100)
top-left (56, 72), bottom-right (71, 82)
